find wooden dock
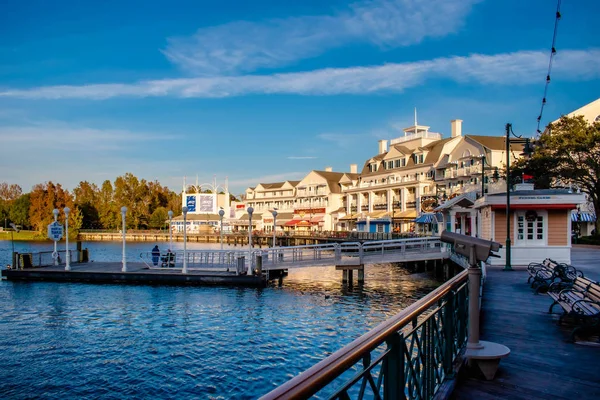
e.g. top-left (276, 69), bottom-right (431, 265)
top-left (1, 262), bottom-right (266, 287)
top-left (451, 247), bottom-right (600, 399)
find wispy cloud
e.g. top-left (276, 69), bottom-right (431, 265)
top-left (287, 156), bottom-right (318, 160)
top-left (1, 49), bottom-right (599, 100)
top-left (163, 0), bottom-right (481, 75)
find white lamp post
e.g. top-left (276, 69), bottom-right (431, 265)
top-left (271, 209), bottom-right (278, 248)
top-left (219, 208), bottom-right (225, 250)
top-left (53, 208), bottom-right (59, 265)
top-left (168, 210), bottom-right (173, 250)
top-left (64, 207), bottom-right (70, 271)
top-left (121, 206), bottom-right (127, 272)
top-left (247, 207), bottom-right (254, 252)
top-left (182, 206), bottom-right (188, 274)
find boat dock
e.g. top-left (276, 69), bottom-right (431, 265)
top-left (2, 262), bottom-right (266, 287)
top-left (451, 246), bottom-right (600, 399)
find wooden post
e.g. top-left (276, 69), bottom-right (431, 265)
top-left (358, 265), bottom-right (365, 283)
top-left (348, 269), bottom-right (353, 286)
top-left (255, 255), bottom-right (262, 276)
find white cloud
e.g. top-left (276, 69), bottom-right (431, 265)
top-left (1, 49), bottom-right (599, 100)
top-left (163, 0), bottom-right (481, 75)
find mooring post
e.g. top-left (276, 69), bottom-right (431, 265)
top-left (255, 255), bottom-right (263, 276)
top-left (342, 269), bottom-right (348, 282)
top-left (348, 269), bottom-right (353, 286)
top-left (358, 265), bottom-right (365, 283)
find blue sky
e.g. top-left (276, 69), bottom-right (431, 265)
top-left (1, 0), bottom-right (599, 196)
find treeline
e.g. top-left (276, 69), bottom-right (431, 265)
top-left (0, 173), bottom-right (182, 235)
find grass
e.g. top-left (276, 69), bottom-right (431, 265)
top-left (0, 230), bottom-right (47, 241)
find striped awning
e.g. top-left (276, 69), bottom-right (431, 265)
top-left (571, 212), bottom-right (597, 222)
top-left (414, 213), bottom-right (443, 224)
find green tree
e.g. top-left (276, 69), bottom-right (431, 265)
top-left (73, 181), bottom-right (100, 229)
top-left (98, 180), bottom-right (118, 229)
top-left (9, 193), bottom-right (31, 228)
top-left (524, 115), bottom-right (600, 233)
top-left (149, 207), bottom-right (169, 229)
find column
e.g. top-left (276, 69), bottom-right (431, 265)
top-left (460, 214), bottom-right (466, 235)
top-left (387, 189), bottom-right (392, 211)
top-left (357, 193), bottom-right (362, 214)
top-left (346, 195), bottom-right (352, 215)
top-left (368, 192), bottom-right (373, 213)
top-left (450, 211), bottom-right (456, 233)
top-left (401, 187), bottom-right (407, 212)
top-left (470, 211), bottom-right (477, 237)
top-left (415, 186), bottom-right (421, 214)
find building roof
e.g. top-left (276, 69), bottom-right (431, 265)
top-left (466, 135), bottom-right (524, 152)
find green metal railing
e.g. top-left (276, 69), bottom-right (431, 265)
top-left (260, 269), bottom-right (469, 400)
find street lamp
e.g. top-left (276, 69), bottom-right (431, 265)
top-left (271, 208), bottom-right (278, 247)
top-left (504, 123), bottom-right (534, 271)
top-left (182, 206), bottom-right (188, 274)
top-left (64, 207), bottom-right (71, 271)
top-left (219, 208), bottom-right (225, 250)
top-left (168, 210), bottom-right (173, 250)
top-left (53, 209), bottom-right (59, 265)
top-left (121, 206), bottom-right (127, 272)
top-left (9, 222), bottom-right (19, 268)
top-left (247, 206), bottom-right (254, 252)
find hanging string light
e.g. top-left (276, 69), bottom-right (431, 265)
top-left (536, 0), bottom-right (562, 135)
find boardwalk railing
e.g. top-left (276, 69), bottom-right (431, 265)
top-left (138, 238), bottom-right (446, 273)
top-left (12, 250), bottom-right (82, 269)
top-left (259, 269), bottom-right (469, 399)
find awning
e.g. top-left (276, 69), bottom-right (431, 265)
top-left (310, 215), bottom-right (324, 223)
top-left (393, 210), bottom-right (418, 220)
top-left (284, 219), bottom-right (302, 227)
top-left (339, 213), bottom-right (358, 221)
top-left (572, 212), bottom-right (597, 222)
top-left (414, 213), bottom-right (443, 224)
top-left (297, 220), bottom-right (311, 227)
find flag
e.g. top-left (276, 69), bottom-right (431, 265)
top-left (523, 174), bottom-right (534, 182)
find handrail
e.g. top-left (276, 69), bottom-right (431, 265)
top-left (260, 269), bottom-right (469, 399)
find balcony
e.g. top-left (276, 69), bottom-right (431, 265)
top-left (389, 131), bottom-right (442, 145)
top-left (373, 203), bottom-right (388, 211)
top-left (361, 205), bottom-right (369, 211)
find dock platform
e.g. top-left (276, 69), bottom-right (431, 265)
top-left (451, 246), bottom-right (600, 400)
top-left (1, 262), bottom-right (266, 287)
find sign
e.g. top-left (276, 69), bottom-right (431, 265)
top-left (294, 208), bottom-right (326, 214)
top-left (198, 194), bottom-right (214, 213)
top-left (186, 195), bottom-right (197, 212)
top-left (47, 221), bottom-right (63, 241)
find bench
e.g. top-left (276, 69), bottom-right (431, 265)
top-left (547, 276), bottom-right (600, 341)
top-left (161, 253), bottom-right (175, 268)
top-left (527, 258), bottom-right (583, 293)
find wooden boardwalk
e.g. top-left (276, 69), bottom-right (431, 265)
top-left (451, 246), bottom-right (600, 400)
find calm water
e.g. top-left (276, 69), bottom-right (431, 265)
top-left (0, 240), bottom-right (440, 399)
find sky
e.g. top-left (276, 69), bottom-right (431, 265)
top-left (1, 0), bottom-right (599, 196)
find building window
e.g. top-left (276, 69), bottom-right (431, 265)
top-left (377, 224), bottom-right (384, 233)
top-left (419, 154), bottom-right (424, 163)
top-left (516, 211), bottom-right (546, 244)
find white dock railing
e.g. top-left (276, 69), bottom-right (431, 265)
top-left (140, 237), bottom-right (447, 275)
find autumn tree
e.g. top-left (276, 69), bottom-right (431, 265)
top-left (29, 182), bottom-right (82, 237)
top-left (523, 115), bottom-right (600, 233)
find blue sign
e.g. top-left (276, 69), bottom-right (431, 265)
top-left (186, 195), bottom-right (196, 212)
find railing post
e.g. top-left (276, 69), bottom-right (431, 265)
top-left (443, 290), bottom-right (456, 377)
top-left (384, 332), bottom-right (405, 400)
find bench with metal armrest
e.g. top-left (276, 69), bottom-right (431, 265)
top-left (547, 276), bottom-right (600, 341)
top-left (528, 258), bottom-right (584, 293)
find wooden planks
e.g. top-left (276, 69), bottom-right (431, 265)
top-left (451, 247), bottom-right (600, 400)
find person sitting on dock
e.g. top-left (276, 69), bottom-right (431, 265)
top-left (161, 249), bottom-right (175, 268)
top-left (151, 245), bottom-right (160, 266)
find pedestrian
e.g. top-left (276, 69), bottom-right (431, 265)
top-left (151, 245), bottom-right (160, 266)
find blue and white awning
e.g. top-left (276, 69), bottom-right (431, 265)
top-left (414, 213), bottom-right (443, 224)
top-left (571, 212), bottom-right (597, 222)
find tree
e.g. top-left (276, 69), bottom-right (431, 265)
top-left (29, 182), bottom-right (82, 235)
top-left (149, 207), bottom-right (169, 229)
top-left (98, 180), bottom-right (118, 229)
top-left (10, 193), bottom-right (31, 228)
top-left (524, 115), bottom-right (600, 233)
top-left (0, 182), bottom-right (22, 228)
top-left (73, 181), bottom-right (100, 229)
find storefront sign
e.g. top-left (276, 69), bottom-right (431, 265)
top-left (186, 195), bottom-right (196, 212)
top-left (294, 208), bottom-right (326, 214)
top-left (198, 194), bottom-right (214, 213)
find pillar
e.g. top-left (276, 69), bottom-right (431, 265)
top-left (470, 211), bottom-right (477, 237)
top-left (368, 192), bottom-right (373, 212)
top-left (415, 186), bottom-right (421, 214)
top-left (358, 266), bottom-right (365, 283)
top-left (450, 211), bottom-right (456, 233)
top-left (401, 188), bottom-right (407, 212)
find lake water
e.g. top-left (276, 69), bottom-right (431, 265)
top-left (0, 240), bottom-right (441, 399)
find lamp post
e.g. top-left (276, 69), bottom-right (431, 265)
top-left (219, 208), bottom-right (225, 250)
top-left (247, 206), bottom-right (254, 252)
top-left (64, 207), bottom-right (70, 271)
top-left (182, 206), bottom-right (188, 274)
top-left (504, 123), bottom-right (534, 271)
top-left (53, 209), bottom-right (59, 265)
top-left (271, 209), bottom-right (278, 247)
top-left (121, 206), bottom-right (127, 272)
top-left (168, 210), bottom-right (173, 250)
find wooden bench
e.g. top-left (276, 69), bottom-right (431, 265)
top-left (548, 277), bottom-right (600, 341)
top-left (527, 259), bottom-right (583, 293)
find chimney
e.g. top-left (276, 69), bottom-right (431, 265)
top-left (378, 139), bottom-right (389, 154)
top-left (350, 164), bottom-right (357, 174)
top-left (451, 119), bottom-right (462, 138)
top-left (325, 166), bottom-right (333, 172)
